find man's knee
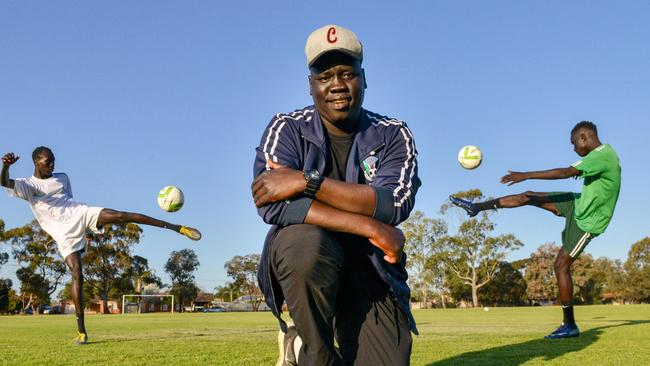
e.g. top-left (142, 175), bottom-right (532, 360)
top-left (69, 263), bottom-right (83, 281)
top-left (65, 254), bottom-right (81, 275)
top-left (272, 224), bottom-right (343, 279)
top-left (554, 250), bottom-right (573, 273)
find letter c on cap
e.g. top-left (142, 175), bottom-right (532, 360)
top-left (327, 27), bottom-right (337, 43)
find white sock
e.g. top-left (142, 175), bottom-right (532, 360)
top-left (293, 335), bottom-right (302, 362)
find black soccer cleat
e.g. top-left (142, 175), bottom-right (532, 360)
top-left (449, 195), bottom-right (479, 217)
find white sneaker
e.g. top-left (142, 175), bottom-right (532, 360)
top-left (276, 324), bottom-right (301, 366)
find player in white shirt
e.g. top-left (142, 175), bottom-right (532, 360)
top-left (1, 147), bottom-right (201, 345)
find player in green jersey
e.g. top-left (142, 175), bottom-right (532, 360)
top-left (450, 121), bottom-right (621, 339)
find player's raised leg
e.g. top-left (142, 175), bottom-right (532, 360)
top-left (64, 250), bottom-right (88, 345)
top-left (96, 209), bottom-right (201, 240)
top-left (449, 191), bottom-right (561, 217)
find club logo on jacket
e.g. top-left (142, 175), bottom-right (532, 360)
top-left (362, 156), bottom-right (379, 182)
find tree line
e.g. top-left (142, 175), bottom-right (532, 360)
top-left (402, 190), bottom-right (650, 308)
top-left (3, 190), bottom-right (648, 315)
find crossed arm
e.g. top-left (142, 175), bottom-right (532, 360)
top-left (251, 160), bottom-right (404, 264)
top-left (252, 160), bottom-right (376, 216)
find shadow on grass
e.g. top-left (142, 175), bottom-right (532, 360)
top-left (427, 320), bottom-right (649, 366)
top-left (86, 328), bottom-right (278, 345)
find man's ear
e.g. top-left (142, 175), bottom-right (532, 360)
top-left (308, 75), bottom-right (313, 96)
top-left (362, 68), bottom-right (367, 89)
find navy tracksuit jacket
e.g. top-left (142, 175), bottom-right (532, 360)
top-left (253, 105), bottom-right (421, 334)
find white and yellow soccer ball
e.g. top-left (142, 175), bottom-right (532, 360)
top-left (457, 145), bottom-right (483, 170)
top-left (157, 186), bottom-right (184, 212)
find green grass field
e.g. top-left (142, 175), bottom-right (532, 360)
top-left (1, 305), bottom-right (648, 365)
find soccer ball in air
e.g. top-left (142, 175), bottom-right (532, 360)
top-left (157, 186), bottom-right (184, 212)
top-left (457, 145), bottom-right (483, 170)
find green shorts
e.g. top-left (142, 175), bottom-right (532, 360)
top-left (548, 192), bottom-right (598, 259)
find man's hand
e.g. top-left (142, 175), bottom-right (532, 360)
top-left (2, 153), bottom-right (19, 166)
top-left (368, 222), bottom-right (405, 264)
top-left (500, 170), bottom-right (528, 186)
top-left (252, 160), bottom-right (306, 207)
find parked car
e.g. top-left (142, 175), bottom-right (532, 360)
top-left (203, 306), bottom-right (226, 313)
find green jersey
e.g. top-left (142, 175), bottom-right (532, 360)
top-left (571, 144), bottom-right (621, 234)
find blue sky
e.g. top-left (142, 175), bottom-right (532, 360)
top-left (1, 1), bottom-right (648, 293)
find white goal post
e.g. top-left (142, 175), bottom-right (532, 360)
top-left (122, 294), bottom-right (175, 314)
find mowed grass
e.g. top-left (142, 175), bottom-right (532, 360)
top-left (0, 305), bottom-right (648, 365)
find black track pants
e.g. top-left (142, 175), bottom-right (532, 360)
top-left (271, 224), bottom-right (412, 366)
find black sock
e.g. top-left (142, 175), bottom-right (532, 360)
top-left (561, 304), bottom-right (575, 325)
top-left (77, 316), bottom-right (86, 334)
top-left (475, 199), bottom-right (502, 212)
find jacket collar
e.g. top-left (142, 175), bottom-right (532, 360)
top-left (301, 106), bottom-right (384, 156)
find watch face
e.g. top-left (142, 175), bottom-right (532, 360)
top-left (306, 169), bottom-right (320, 180)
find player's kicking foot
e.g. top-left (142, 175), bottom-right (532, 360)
top-left (544, 323), bottom-right (580, 339)
top-left (179, 226), bottom-right (202, 241)
top-left (449, 195), bottom-right (479, 217)
top-left (276, 324), bottom-right (301, 366)
top-left (75, 332), bottom-right (88, 345)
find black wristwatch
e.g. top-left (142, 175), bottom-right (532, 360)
top-left (303, 169), bottom-right (324, 198)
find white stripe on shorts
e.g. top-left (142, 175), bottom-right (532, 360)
top-left (570, 232), bottom-right (591, 258)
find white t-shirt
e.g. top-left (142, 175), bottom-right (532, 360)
top-left (7, 173), bottom-right (103, 258)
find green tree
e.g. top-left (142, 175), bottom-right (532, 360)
top-left (401, 210), bottom-right (448, 308)
top-left (123, 255), bottom-right (162, 294)
top-left (0, 221), bottom-right (14, 313)
top-left (0, 219), bottom-right (7, 270)
top-left (0, 278), bottom-right (12, 313)
top-left (165, 249), bottom-right (200, 312)
top-left (439, 189), bottom-right (523, 307)
top-left (214, 281), bottom-right (243, 303)
top-left (59, 280), bottom-right (94, 310)
top-left (479, 261), bottom-right (528, 306)
top-left (2, 220), bottom-right (66, 314)
top-left (84, 223), bottom-right (142, 314)
top-left (571, 253), bottom-right (601, 304)
top-left (224, 254), bottom-right (263, 311)
top-left (446, 271), bottom-right (472, 306)
top-left (525, 242), bottom-right (601, 304)
top-left (16, 267), bottom-right (50, 313)
top-left (593, 257), bottom-right (627, 304)
top-left (108, 256), bottom-right (162, 312)
top-left (0, 240), bottom-right (10, 312)
top-left (624, 237), bottom-right (650, 303)
top-left (525, 243), bottom-right (559, 303)
top-left (0, 219), bottom-right (6, 267)
top-left (0, 252), bottom-right (8, 269)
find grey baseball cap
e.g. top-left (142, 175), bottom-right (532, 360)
top-left (305, 24), bottom-right (363, 66)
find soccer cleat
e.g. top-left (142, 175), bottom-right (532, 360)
top-left (179, 226), bottom-right (202, 241)
top-left (276, 324), bottom-right (301, 366)
top-left (75, 332), bottom-right (88, 345)
top-left (449, 195), bottom-right (479, 217)
top-left (544, 323), bottom-right (580, 339)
